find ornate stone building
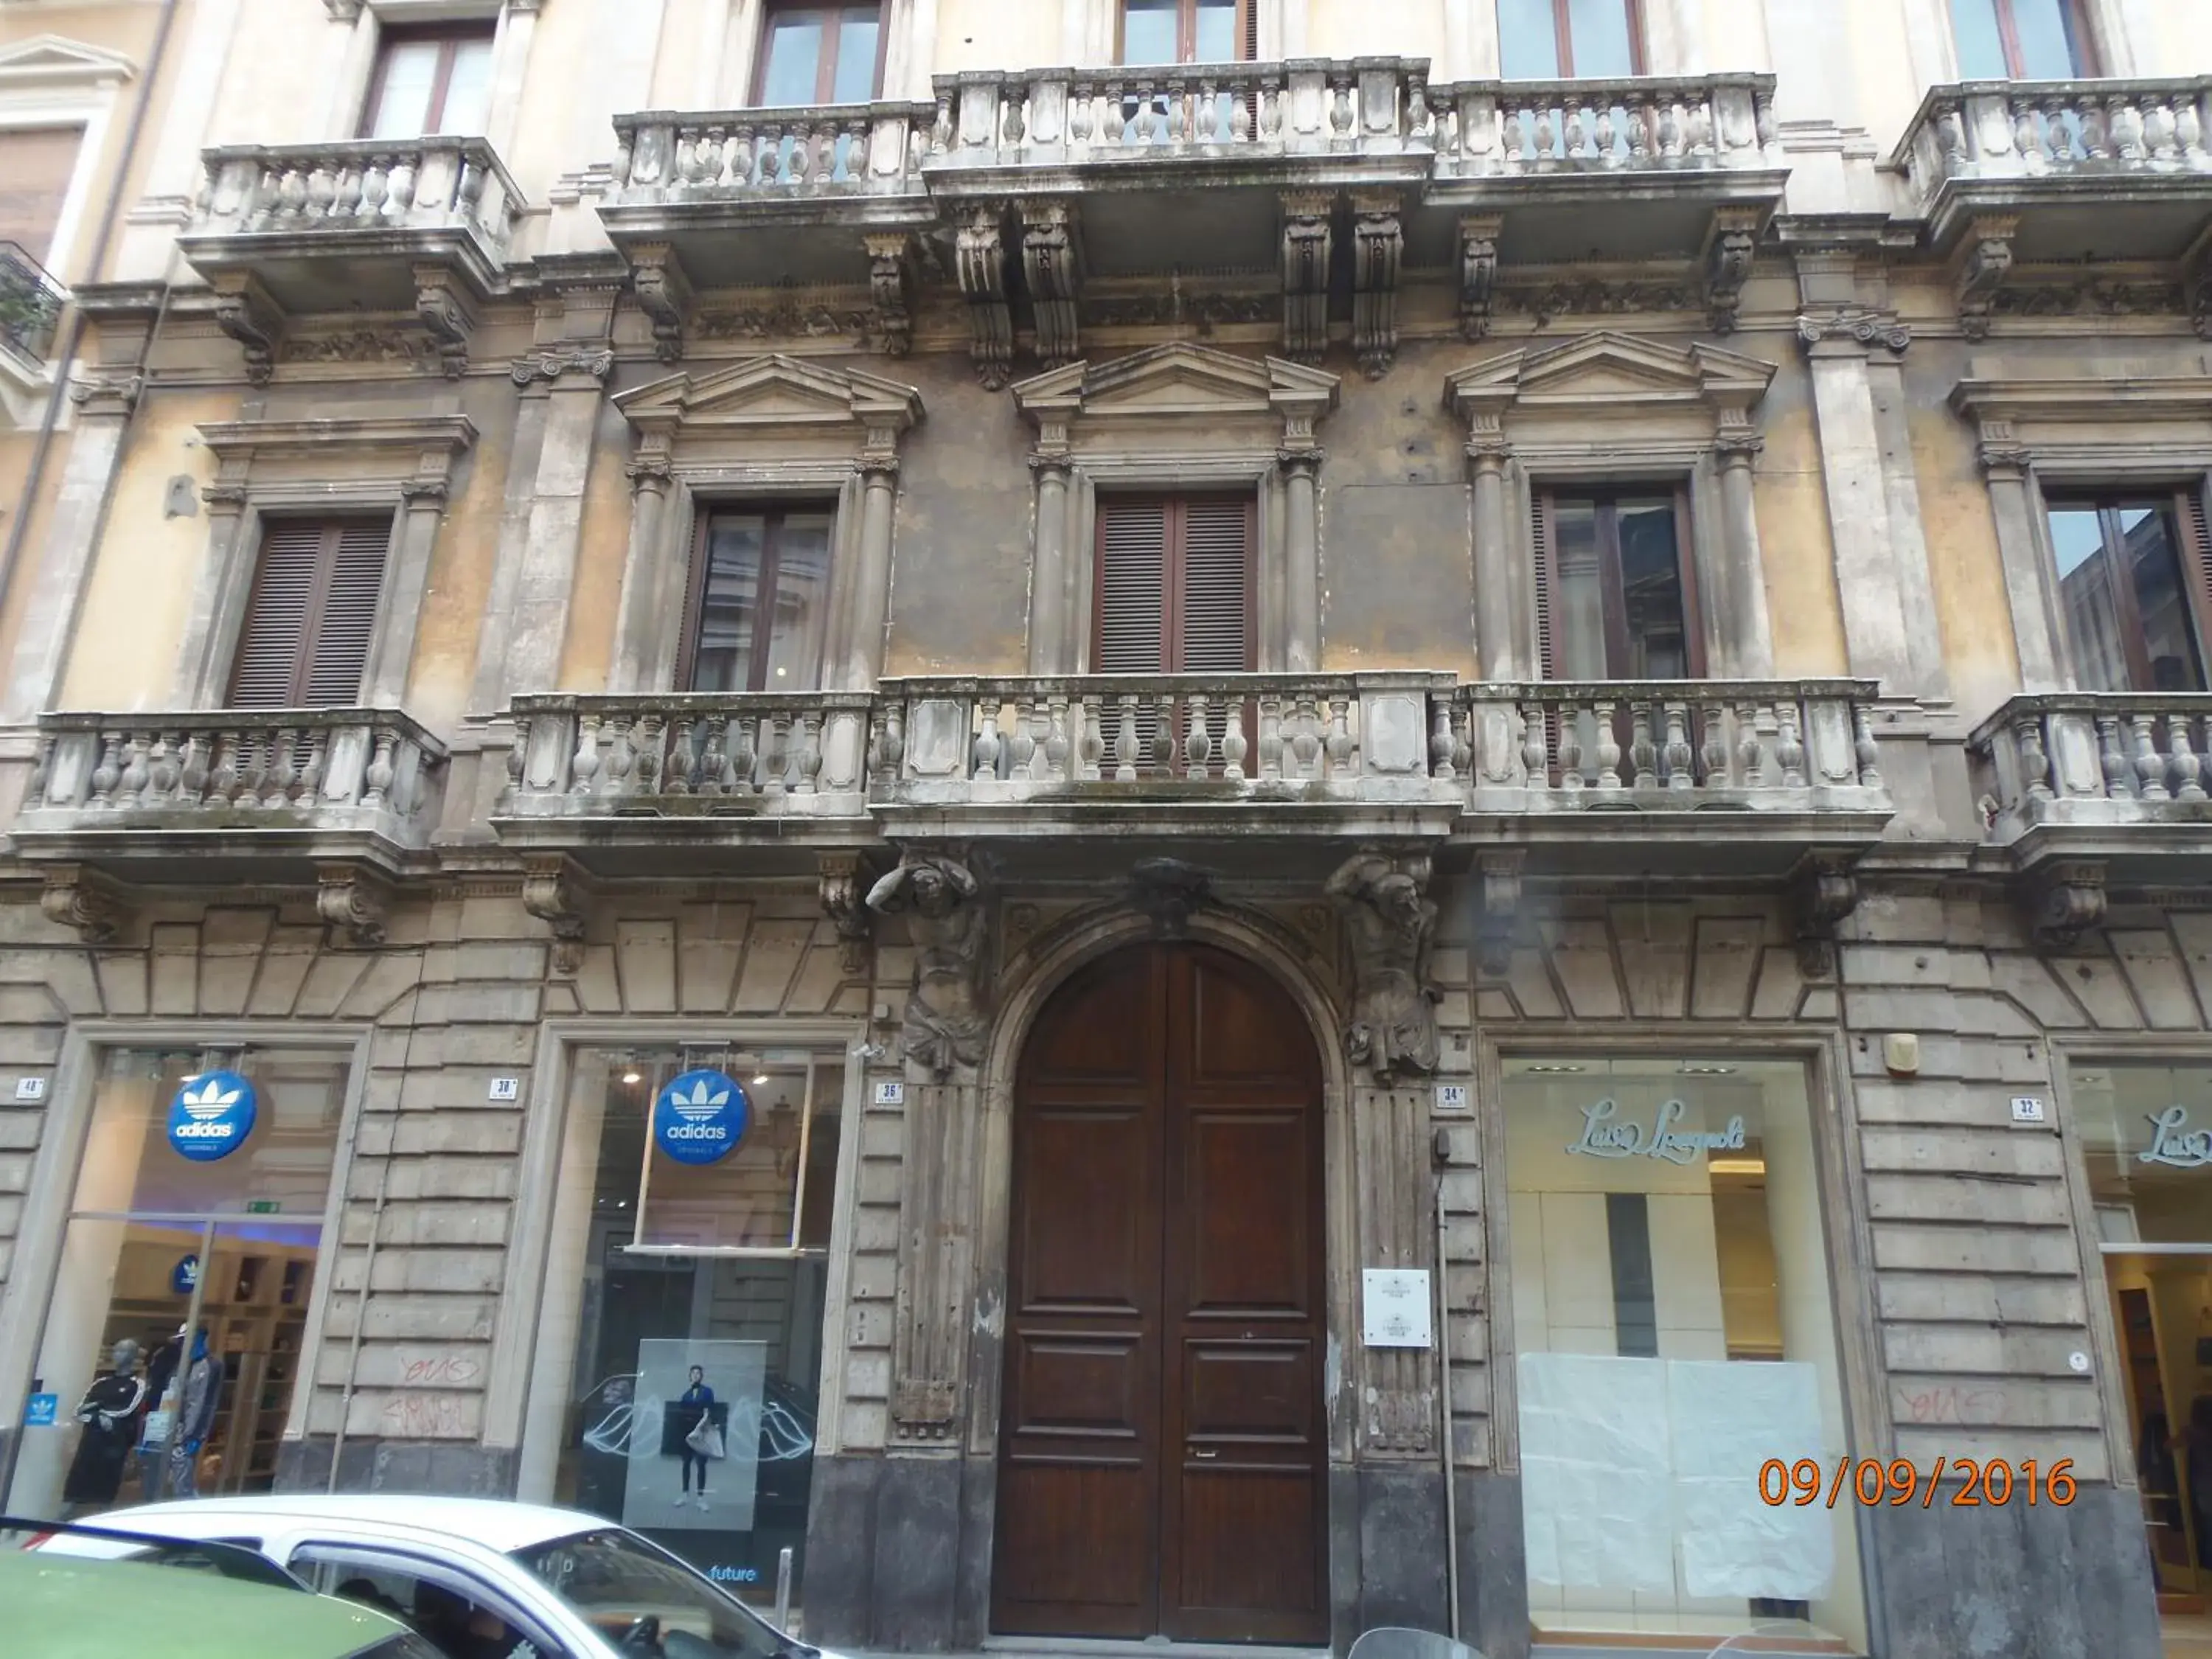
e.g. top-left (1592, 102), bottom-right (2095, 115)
top-left (1, 1), bottom-right (2210, 1657)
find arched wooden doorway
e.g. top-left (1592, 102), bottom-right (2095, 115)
top-left (992, 942), bottom-right (1328, 1644)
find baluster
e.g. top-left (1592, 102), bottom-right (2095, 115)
top-left (295, 728), bottom-right (327, 804)
top-left (1292, 693), bottom-right (1322, 779)
top-left (1197, 80), bottom-right (1220, 142)
top-left (1184, 692), bottom-right (1211, 777)
top-left (1534, 107), bottom-right (1556, 160)
top-left (1558, 702), bottom-right (1585, 793)
top-left (1326, 695), bottom-right (1354, 776)
top-left (871, 703), bottom-right (902, 783)
top-left (1407, 74), bottom-right (1430, 142)
top-left (731, 714), bottom-right (760, 793)
top-left (602, 717), bottom-right (638, 799)
top-left (1106, 83), bottom-right (1127, 142)
top-left (1451, 703), bottom-right (1472, 777)
top-left (2174, 715), bottom-right (2207, 802)
top-left (1661, 703), bottom-right (1694, 790)
top-left (1002, 87), bottom-right (1027, 145)
top-left (1596, 103), bottom-right (1615, 156)
top-left (1521, 700), bottom-right (1548, 790)
top-left (1070, 89), bottom-right (1094, 144)
top-left (1658, 99), bottom-right (1683, 157)
top-left (2097, 713), bottom-right (2131, 797)
top-left (207, 731), bottom-right (240, 807)
top-left (89, 732), bottom-right (125, 808)
top-left (358, 156), bottom-right (390, 219)
top-left (2146, 95), bottom-right (2178, 159)
top-left (1008, 697), bottom-right (1037, 779)
top-left (1260, 83), bottom-right (1282, 140)
top-left (1630, 703), bottom-right (1657, 786)
top-left (973, 703), bottom-right (1004, 781)
top-left (1231, 83), bottom-right (1253, 141)
top-left (2079, 98), bottom-right (2110, 159)
top-left (2112, 97), bottom-right (2145, 161)
top-left (1114, 695), bottom-right (1140, 781)
top-left (234, 731), bottom-right (268, 808)
top-left (2013, 97), bottom-right (2041, 162)
top-left (177, 730), bottom-right (209, 804)
top-left (1736, 700), bottom-right (1764, 787)
top-left (1853, 703), bottom-right (1884, 790)
top-left (1134, 86), bottom-right (1157, 144)
top-left (797, 712), bottom-right (824, 793)
top-left (698, 717), bottom-right (731, 794)
top-left (145, 731), bottom-right (179, 802)
top-left (1330, 78), bottom-right (1354, 138)
top-left (1222, 696), bottom-right (1248, 781)
top-left (632, 715), bottom-right (664, 796)
top-left (732, 125), bottom-right (757, 185)
top-left (1430, 698), bottom-right (1458, 782)
top-left (1259, 695), bottom-right (1284, 780)
top-left (1077, 695), bottom-right (1102, 780)
top-left (753, 714), bottom-right (784, 796)
top-left (664, 718), bottom-right (695, 794)
top-left (1701, 706), bottom-right (1728, 788)
top-left (1593, 700), bottom-right (1621, 789)
top-left (1628, 94), bottom-right (1653, 159)
top-left (263, 728), bottom-right (299, 808)
top-left (1775, 704), bottom-right (1806, 789)
top-left (818, 123), bottom-right (840, 182)
top-left (1045, 695), bottom-right (1071, 782)
top-left (2134, 713), bottom-right (2170, 801)
top-left (2014, 712), bottom-right (2053, 801)
top-left (1152, 691), bottom-right (1176, 778)
top-left (1502, 105), bottom-right (1525, 160)
top-left (1755, 89), bottom-right (1778, 149)
top-left (568, 715), bottom-right (601, 796)
top-left (118, 732), bottom-right (150, 806)
top-left (2177, 93), bottom-right (2205, 159)
top-left (386, 152), bottom-right (418, 211)
top-left (1565, 103), bottom-right (1587, 156)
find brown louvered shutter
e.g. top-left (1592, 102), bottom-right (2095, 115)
top-left (1175, 497), bottom-right (1255, 672)
top-left (1096, 498), bottom-right (1169, 673)
top-left (1240, 0), bottom-right (1258, 59)
top-left (228, 518), bottom-right (391, 707)
top-left (1532, 491), bottom-right (1560, 680)
top-left (2180, 485), bottom-right (2212, 686)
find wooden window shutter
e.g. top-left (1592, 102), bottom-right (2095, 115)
top-left (2179, 484), bottom-right (2212, 675)
top-left (227, 518), bottom-right (391, 708)
top-left (1096, 498), bottom-right (1170, 673)
top-left (1532, 491), bottom-right (1561, 681)
top-left (1175, 497), bottom-right (1255, 673)
top-left (1240, 0), bottom-right (1258, 60)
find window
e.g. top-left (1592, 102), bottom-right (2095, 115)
top-left (1119, 0), bottom-right (1255, 63)
top-left (291, 1545), bottom-right (568, 1659)
top-left (1535, 490), bottom-right (1702, 680)
top-left (0, 125), bottom-right (84, 263)
top-left (1497, 0), bottom-right (1644, 78)
top-left (1093, 495), bottom-right (1255, 675)
top-left (678, 507), bottom-right (834, 693)
top-left (2045, 494), bottom-right (2212, 694)
top-left (228, 518), bottom-right (391, 709)
top-left (360, 23), bottom-right (496, 139)
top-left (1948, 0), bottom-right (2094, 79)
top-left (754, 3), bottom-right (883, 105)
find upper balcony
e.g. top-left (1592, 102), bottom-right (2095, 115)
top-left (1893, 78), bottom-right (2212, 259)
top-left (1972, 693), bottom-right (2212, 878)
top-left (179, 137), bottom-right (525, 378)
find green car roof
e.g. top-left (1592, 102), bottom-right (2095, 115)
top-left (1, 1550), bottom-right (420, 1659)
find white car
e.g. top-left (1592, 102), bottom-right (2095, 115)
top-left (36, 1494), bottom-right (838, 1659)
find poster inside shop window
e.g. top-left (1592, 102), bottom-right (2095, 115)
top-left (610, 1338), bottom-right (768, 1533)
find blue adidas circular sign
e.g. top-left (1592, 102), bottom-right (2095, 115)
top-left (167, 1071), bottom-right (257, 1162)
top-left (652, 1070), bottom-right (749, 1166)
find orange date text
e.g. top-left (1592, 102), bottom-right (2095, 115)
top-left (1756, 1456), bottom-right (2076, 1509)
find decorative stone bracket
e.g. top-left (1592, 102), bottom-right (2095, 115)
top-left (40, 863), bottom-right (128, 945)
top-left (1795, 304), bottom-right (1910, 355)
top-left (864, 232), bottom-right (916, 358)
top-left (1127, 858), bottom-right (1215, 939)
top-left (1701, 207), bottom-right (1761, 336)
top-left (955, 201), bottom-right (1015, 389)
top-left (1458, 215), bottom-right (1500, 342)
top-left (2024, 858), bottom-right (2107, 952)
top-left (1020, 200), bottom-right (1085, 370)
top-left (818, 850), bottom-right (880, 973)
top-left (521, 853), bottom-right (592, 975)
top-left (414, 263), bottom-right (478, 378)
top-left (867, 846), bottom-right (992, 1082)
top-left (1327, 844), bottom-right (1441, 1082)
top-left (316, 862), bottom-right (392, 949)
top-left (2185, 223), bottom-right (2211, 342)
top-left (630, 241), bottom-right (696, 364)
top-left (1350, 190), bottom-right (1402, 378)
top-left (211, 272), bottom-right (285, 387)
top-left (1281, 189), bottom-right (1333, 365)
top-left (1954, 215), bottom-right (2017, 344)
top-left (1792, 851), bottom-right (1859, 980)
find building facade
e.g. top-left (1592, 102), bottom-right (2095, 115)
top-left (1, 1), bottom-right (2211, 1656)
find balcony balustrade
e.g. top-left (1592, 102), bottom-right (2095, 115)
top-left (0, 240), bottom-right (64, 366)
top-left (611, 104), bottom-right (938, 201)
top-left (1972, 694), bottom-right (2212, 846)
top-left (1430, 74), bottom-right (1779, 181)
top-left (17, 709), bottom-right (448, 868)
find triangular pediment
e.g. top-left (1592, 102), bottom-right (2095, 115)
top-left (0, 35), bottom-right (136, 84)
top-left (1446, 330), bottom-right (1774, 419)
top-left (1014, 342), bottom-right (1340, 423)
top-left (616, 353), bottom-right (922, 434)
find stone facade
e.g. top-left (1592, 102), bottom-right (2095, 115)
top-left (3, 1), bottom-right (2212, 1656)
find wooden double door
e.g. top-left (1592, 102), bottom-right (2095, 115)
top-left (992, 943), bottom-right (1328, 1644)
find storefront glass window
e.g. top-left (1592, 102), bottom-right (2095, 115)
top-left (6, 1046), bottom-right (349, 1518)
top-left (527, 1046), bottom-right (847, 1613)
top-left (2076, 1062), bottom-right (2212, 1597)
top-left (1504, 1055), bottom-right (1866, 1651)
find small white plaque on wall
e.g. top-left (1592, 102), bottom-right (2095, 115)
top-left (1362, 1268), bottom-right (1433, 1349)
top-left (1433, 1082), bottom-right (1470, 1113)
top-left (13, 1077), bottom-right (46, 1102)
top-left (487, 1077), bottom-right (521, 1102)
top-left (873, 1079), bottom-right (905, 1106)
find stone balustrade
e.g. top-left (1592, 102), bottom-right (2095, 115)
top-left (193, 136), bottom-right (524, 254)
top-left (1972, 693), bottom-right (2212, 841)
top-left (499, 692), bottom-right (877, 818)
top-left (611, 104), bottom-right (939, 197)
top-left (1459, 681), bottom-right (1887, 812)
top-left (19, 710), bottom-right (448, 848)
top-left (1430, 74), bottom-right (1780, 177)
top-left (1897, 78), bottom-right (2212, 209)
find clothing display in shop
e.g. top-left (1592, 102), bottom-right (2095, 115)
top-left (164, 1329), bottom-right (222, 1499)
top-left (136, 1327), bottom-right (184, 1500)
top-left (62, 1339), bottom-right (147, 1507)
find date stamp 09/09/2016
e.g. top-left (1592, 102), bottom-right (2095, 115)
top-left (1759, 1456), bottom-right (2078, 1510)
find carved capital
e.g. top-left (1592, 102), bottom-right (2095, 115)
top-left (1127, 858), bottom-right (1215, 941)
top-left (1026, 449), bottom-right (1074, 481)
top-left (316, 863), bottom-right (392, 949)
top-left (521, 854), bottom-right (591, 975)
top-left (1473, 849), bottom-right (1523, 979)
top-left (201, 481), bottom-right (251, 512)
top-left (818, 851), bottom-right (878, 973)
top-left (69, 370), bottom-right (142, 417)
top-left (1701, 207), bottom-right (1761, 336)
top-left (1794, 305), bottom-right (1910, 355)
top-left (1955, 216), bottom-right (2017, 344)
top-left (626, 454), bottom-right (674, 496)
top-left (413, 266), bottom-right (478, 378)
top-left (41, 865), bottom-right (127, 945)
top-left (1280, 189), bottom-right (1334, 365)
top-left (1975, 419), bottom-right (2031, 477)
top-left (2026, 860), bottom-right (2107, 952)
top-left (954, 201), bottom-right (1014, 391)
top-left (509, 345), bottom-right (615, 389)
top-left (1020, 201), bottom-right (1085, 369)
top-left (1457, 215), bottom-right (1501, 343)
top-left (1276, 446), bottom-right (1324, 480)
top-left (1326, 845), bottom-right (1441, 1082)
top-left (1712, 420), bottom-right (1764, 467)
top-left (863, 232), bottom-right (916, 358)
top-left (629, 242), bottom-right (694, 365)
top-left (1792, 852), bottom-right (1859, 980)
top-left (868, 847), bottom-right (990, 1082)
top-left (398, 479), bottom-right (449, 507)
top-left (211, 272), bottom-right (285, 386)
top-left (1350, 189), bottom-right (1402, 379)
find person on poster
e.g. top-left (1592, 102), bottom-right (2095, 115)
top-left (675, 1366), bottom-right (724, 1512)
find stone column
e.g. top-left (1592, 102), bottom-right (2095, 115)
top-left (1281, 448), bottom-right (1323, 675)
top-left (1026, 453), bottom-right (1072, 674)
top-left (1712, 428), bottom-right (1778, 680)
top-left (1979, 428), bottom-right (2067, 692)
top-left (606, 459), bottom-right (675, 695)
top-left (486, 0), bottom-right (545, 159)
top-left (362, 480), bottom-right (450, 707)
top-left (174, 482), bottom-right (251, 706)
top-left (1864, 356), bottom-right (1952, 700)
top-left (842, 456), bottom-right (900, 689)
top-left (115, 0), bottom-right (244, 281)
top-left (4, 374), bottom-right (139, 720)
top-left (1468, 439), bottom-right (1517, 681)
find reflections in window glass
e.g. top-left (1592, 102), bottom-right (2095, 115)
top-left (1192, 0), bottom-right (1239, 60)
top-left (759, 15), bottom-right (826, 105)
top-left (692, 517), bottom-right (766, 694)
top-left (435, 38), bottom-right (495, 133)
top-left (2010, 0), bottom-right (2087, 77)
top-left (764, 513), bottom-right (831, 689)
top-left (1122, 0), bottom-right (1180, 63)
top-left (2078, 1064), bottom-right (2212, 1247)
top-left (2049, 506), bottom-right (2127, 693)
top-left (1549, 501), bottom-right (1607, 680)
top-left (365, 40), bottom-right (439, 139)
top-left (1566, 0), bottom-right (1635, 76)
top-left (2122, 506), bottom-right (2205, 693)
top-left (1947, 0), bottom-right (2010, 77)
top-left (1615, 498), bottom-right (1688, 680)
top-left (831, 7), bottom-right (880, 102)
top-left (1497, 0), bottom-right (1564, 79)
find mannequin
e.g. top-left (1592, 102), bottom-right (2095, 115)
top-left (164, 1328), bottom-right (222, 1499)
top-left (61, 1338), bottom-right (147, 1513)
top-left (138, 1325), bottom-right (184, 1500)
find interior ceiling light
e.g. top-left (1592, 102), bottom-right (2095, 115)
top-left (1524, 1063), bottom-right (1585, 1074)
top-left (621, 1071), bottom-right (642, 1085)
top-left (1679, 1064), bottom-right (1737, 1075)
top-left (752, 1073), bottom-right (771, 1086)
top-left (1708, 1157), bottom-right (1767, 1176)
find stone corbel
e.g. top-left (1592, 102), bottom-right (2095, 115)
top-left (2025, 859), bottom-right (2107, 952)
top-left (509, 346), bottom-right (616, 389)
top-left (211, 272), bottom-right (285, 387)
top-left (1350, 190), bottom-right (1402, 379)
top-left (41, 864), bottom-right (128, 945)
top-left (315, 862), bottom-right (392, 949)
top-left (1473, 850), bottom-right (1523, 978)
top-left (414, 265), bottom-right (479, 378)
top-left (1127, 858), bottom-right (1215, 940)
top-left (955, 201), bottom-right (1015, 390)
top-left (1281, 190), bottom-right (1334, 366)
top-left (818, 851), bottom-right (879, 974)
top-left (864, 232), bottom-right (916, 357)
top-left (68, 370), bottom-right (143, 420)
top-left (1792, 852), bottom-right (1859, 980)
top-left (1795, 305), bottom-right (1910, 356)
top-left (1955, 216), bottom-right (2017, 344)
top-left (1700, 207), bottom-right (1761, 336)
top-left (521, 853), bottom-right (592, 975)
top-left (2184, 223), bottom-right (2212, 342)
top-left (1457, 215), bottom-right (1500, 342)
top-left (1020, 201), bottom-right (1085, 369)
top-left (629, 242), bottom-right (695, 364)
top-left (1326, 846), bottom-right (1441, 1082)
top-left (867, 848), bottom-right (991, 1082)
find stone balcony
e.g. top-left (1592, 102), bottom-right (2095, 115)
top-left (179, 136), bottom-right (525, 378)
top-left (1893, 79), bottom-right (2212, 266)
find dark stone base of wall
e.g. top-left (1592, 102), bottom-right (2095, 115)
top-left (274, 1436), bottom-right (519, 1498)
top-left (1455, 1470), bottom-right (1528, 1659)
top-left (1864, 1481), bottom-right (2160, 1659)
top-left (804, 1452), bottom-right (961, 1651)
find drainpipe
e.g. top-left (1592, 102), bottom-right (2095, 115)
top-left (327, 1150), bottom-right (392, 1492)
top-left (0, 0), bottom-right (181, 633)
top-left (1434, 1163), bottom-right (1461, 1642)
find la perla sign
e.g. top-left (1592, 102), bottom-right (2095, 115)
top-left (2140, 1105), bottom-right (2212, 1169)
top-left (1566, 1097), bottom-right (1746, 1165)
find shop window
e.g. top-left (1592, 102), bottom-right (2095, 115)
top-left (2045, 493), bottom-right (2212, 695)
top-left (2076, 1061), bottom-right (2212, 1599)
top-left (1949, 0), bottom-right (2096, 79)
top-left (678, 507), bottom-right (834, 694)
top-left (360, 23), bottom-right (497, 139)
top-left (0, 125), bottom-right (84, 264)
top-left (754, 3), bottom-right (883, 105)
top-left (1497, 0), bottom-right (1644, 79)
top-left (1536, 490), bottom-right (1703, 681)
top-left (227, 517), bottom-right (392, 709)
top-left (1119, 0), bottom-right (1256, 63)
top-left (1504, 1055), bottom-right (1866, 1650)
top-left (532, 1046), bottom-right (847, 1606)
top-left (4, 1047), bottom-right (349, 1520)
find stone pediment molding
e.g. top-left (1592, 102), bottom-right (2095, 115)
top-left (196, 414), bottom-right (479, 501)
top-left (0, 34), bottom-right (136, 88)
top-left (1012, 341), bottom-right (1340, 453)
top-left (1950, 364), bottom-right (2212, 479)
top-left (614, 353), bottom-right (924, 467)
top-left (1444, 330), bottom-right (1776, 428)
